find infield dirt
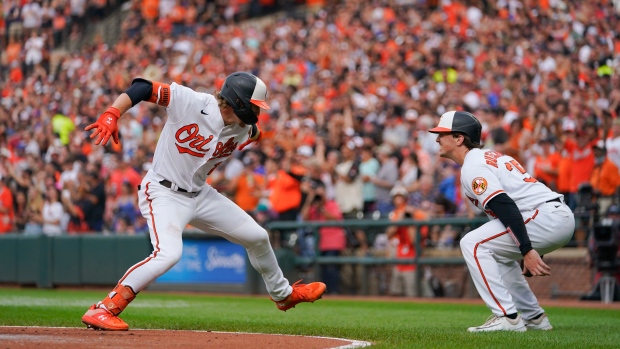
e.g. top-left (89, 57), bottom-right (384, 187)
top-left (0, 326), bottom-right (368, 349)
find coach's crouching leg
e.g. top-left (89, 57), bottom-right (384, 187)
top-left (459, 227), bottom-right (510, 311)
top-left (459, 225), bottom-right (525, 332)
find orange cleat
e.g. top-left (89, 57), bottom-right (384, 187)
top-left (81, 304), bottom-right (129, 331)
top-left (272, 280), bottom-right (327, 311)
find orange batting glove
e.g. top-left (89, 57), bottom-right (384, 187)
top-left (238, 124), bottom-right (262, 151)
top-left (85, 107), bottom-right (121, 146)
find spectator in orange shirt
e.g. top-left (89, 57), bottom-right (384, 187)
top-left (506, 118), bottom-right (526, 165)
top-left (533, 137), bottom-right (561, 190)
top-left (268, 156), bottom-right (302, 246)
top-left (0, 177), bottom-right (15, 233)
top-left (556, 137), bottom-right (574, 208)
top-left (562, 127), bottom-right (596, 210)
top-left (9, 61), bottom-right (23, 83)
top-left (141, 0), bottom-right (159, 22)
top-left (230, 153), bottom-right (266, 213)
top-left (269, 156), bottom-right (302, 219)
top-left (5, 36), bottom-right (21, 64)
top-left (590, 140), bottom-right (620, 215)
top-left (108, 154), bottom-right (142, 197)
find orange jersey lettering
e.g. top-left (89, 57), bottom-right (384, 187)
top-left (484, 150), bottom-right (503, 168)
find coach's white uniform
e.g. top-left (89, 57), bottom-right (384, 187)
top-left (119, 83), bottom-right (292, 300)
top-left (459, 148), bottom-right (574, 319)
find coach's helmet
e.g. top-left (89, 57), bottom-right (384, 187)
top-left (428, 110), bottom-right (482, 144)
top-left (220, 72), bottom-right (270, 125)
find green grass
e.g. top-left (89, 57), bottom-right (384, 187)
top-left (0, 288), bottom-right (618, 348)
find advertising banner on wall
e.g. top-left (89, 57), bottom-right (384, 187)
top-left (155, 239), bottom-right (246, 284)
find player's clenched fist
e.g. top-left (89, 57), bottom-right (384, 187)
top-left (85, 107), bottom-right (121, 146)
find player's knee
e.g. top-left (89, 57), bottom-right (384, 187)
top-left (249, 227), bottom-right (270, 246)
top-left (244, 225), bottom-right (271, 251)
top-left (459, 233), bottom-right (474, 254)
top-left (168, 249), bottom-right (183, 265)
top-left (157, 245), bottom-right (183, 270)
top-left (158, 254), bottom-right (181, 273)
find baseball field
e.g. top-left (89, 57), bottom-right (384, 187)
top-left (1, 287), bottom-right (619, 348)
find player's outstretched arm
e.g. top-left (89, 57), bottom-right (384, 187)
top-left (84, 94), bottom-right (131, 146)
top-left (85, 78), bottom-right (170, 146)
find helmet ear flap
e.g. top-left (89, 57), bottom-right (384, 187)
top-left (220, 86), bottom-right (244, 111)
top-left (234, 97), bottom-right (246, 111)
top-left (220, 72), bottom-right (262, 124)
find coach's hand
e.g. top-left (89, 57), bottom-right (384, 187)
top-left (522, 250), bottom-right (550, 277)
top-left (85, 107), bottom-right (121, 146)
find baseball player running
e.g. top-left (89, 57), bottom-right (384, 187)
top-left (429, 111), bottom-right (574, 332)
top-left (81, 72), bottom-right (326, 331)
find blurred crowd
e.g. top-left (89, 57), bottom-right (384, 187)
top-left (1, 0), bottom-right (620, 266)
top-left (1, 0), bottom-right (122, 77)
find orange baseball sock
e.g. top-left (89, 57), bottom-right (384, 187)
top-left (100, 284), bottom-right (137, 316)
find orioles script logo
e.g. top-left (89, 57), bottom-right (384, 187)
top-left (175, 124), bottom-right (214, 158)
top-left (209, 138), bottom-right (239, 160)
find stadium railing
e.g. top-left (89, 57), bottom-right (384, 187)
top-left (266, 216), bottom-right (489, 263)
top-left (265, 217), bottom-right (490, 295)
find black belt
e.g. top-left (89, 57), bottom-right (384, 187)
top-left (546, 198), bottom-right (562, 204)
top-left (159, 180), bottom-right (192, 193)
top-left (136, 180), bottom-right (193, 193)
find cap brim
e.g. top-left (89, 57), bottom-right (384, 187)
top-left (251, 99), bottom-right (270, 110)
top-left (428, 126), bottom-right (452, 133)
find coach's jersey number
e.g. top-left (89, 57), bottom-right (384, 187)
top-left (505, 159), bottom-right (538, 183)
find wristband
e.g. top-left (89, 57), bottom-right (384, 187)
top-left (147, 81), bottom-right (171, 106)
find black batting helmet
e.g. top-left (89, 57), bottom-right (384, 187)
top-left (428, 110), bottom-right (482, 144)
top-left (219, 72), bottom-right (270, 125)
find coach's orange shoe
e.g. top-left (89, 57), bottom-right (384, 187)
top-left (81, 304), bottom-right (129, 331)
top-left (272, 280), bottom-right (327, 311)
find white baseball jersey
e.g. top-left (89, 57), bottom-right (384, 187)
top-left (460, 148), bottom-right (562, 216)
top-left (457, 148), bottom-right (574, 320)
top-left (119, 82), bottom-right (293, 302)
top-left (151, 83), bottom-right (252, 192)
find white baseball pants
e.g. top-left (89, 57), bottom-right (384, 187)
top-left (460, 200), bottom-right (574, 319)
top-left (118, 170), bottom-right (292, 300)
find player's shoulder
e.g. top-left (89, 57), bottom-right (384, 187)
top-left (464, 148), bottom-right (491, 166)
top-left (204, 93), bottom-right (217, 104)
top-left (465, 148), bottom-right (514, 168)
top-left (171, 83), bottom-right (210, 98)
